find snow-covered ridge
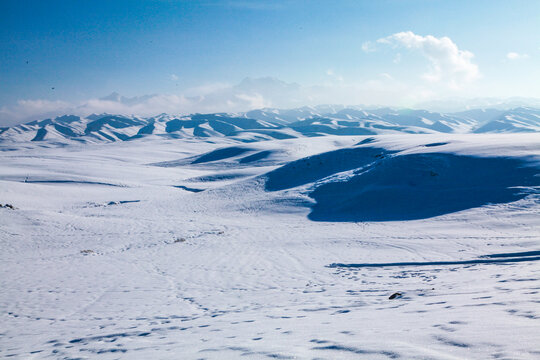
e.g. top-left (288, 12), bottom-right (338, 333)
top-left (1, 106), bottom-right (539, 144)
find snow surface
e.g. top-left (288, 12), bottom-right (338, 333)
top-left (1, 133), bottom-right (540, 359)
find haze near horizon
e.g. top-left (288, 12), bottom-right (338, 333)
top-left (1, 0), bottom-right (540, 125)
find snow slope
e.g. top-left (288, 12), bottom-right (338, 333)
top-left (1, 133), bottom-right (539, 359)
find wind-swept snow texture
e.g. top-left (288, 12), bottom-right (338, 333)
top-left (1, 133), bottom-right (540, 359)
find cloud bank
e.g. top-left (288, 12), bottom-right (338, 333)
top-left (0, 76), bottom-right (419, 126)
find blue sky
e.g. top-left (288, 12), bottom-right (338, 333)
top-left (1, 0), bottom-right (539, 124)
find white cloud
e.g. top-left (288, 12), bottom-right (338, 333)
top-left (377, 31), bottom-right (479, 89)
top-left (170, 74), bottom-right (179, 81)
top-left (234, 93), bottom-right (270, 109)
top-left (0, 76), bottom-right (424, 125)
top-left (0, 78), bottom-right (296, 125)
top-left (361, 41), bottom-right (376, 53)
top-left (1, 73), bottom-right (489, 126)
top-left (506, 52), bottom-right (529, 60)
top-left (326, 69), bottom-right (344, 82)
top-left (0, 99), bottom-right (72, 126)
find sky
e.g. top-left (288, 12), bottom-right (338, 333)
top-left (1, 0), bottom-right (539, 125)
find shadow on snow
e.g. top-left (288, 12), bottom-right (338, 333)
top-left (265, 147), bottom-right (539, 222)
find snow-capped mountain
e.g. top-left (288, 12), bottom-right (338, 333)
top-left (473, 107), bottom-right (540, 133)
top-left (1, 106), bottom-right (539, 144)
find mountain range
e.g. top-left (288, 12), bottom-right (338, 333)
top-left (1, 106), bottom-right (539, 144)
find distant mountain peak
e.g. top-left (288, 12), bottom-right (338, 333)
top-left (1, 106), bottom-right (539, 145)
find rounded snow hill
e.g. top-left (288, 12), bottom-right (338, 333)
top-left (308, 151), bottom-right (538, 221)
top-left (264, 134), bottom-right (540, 221)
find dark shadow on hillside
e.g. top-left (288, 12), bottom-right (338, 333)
top-left (328, 255), bottom-right (540, 268)
top-left (25, 180), bottom-right (123, 187)
top-left (265, 147), bottom-right (395, 191)
top-left (192, 147), bottom-right (254, 164)
top-left (239, 150), bottom-right (272, 163)
top-left (308, 153), bottom-right (539, 222)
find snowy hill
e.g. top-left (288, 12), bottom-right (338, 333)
top-left (1, 107), bottom-right (539, 144)
top-left (1, 133), bottom-right (539, 359)
top-left (265, 140), bottom-right (538, 221)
